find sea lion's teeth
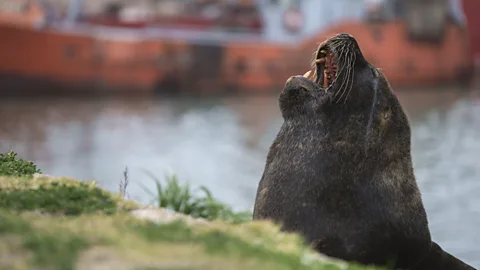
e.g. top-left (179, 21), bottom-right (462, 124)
top-left (315, 58), bottom-right (326, 64)
top-left (303, 70), bottom-right (312, 78)
top-left (320, 50), bottom-right (327, 55)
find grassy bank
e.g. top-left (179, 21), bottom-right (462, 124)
top-left (0, 152), bottom-right (381, 270)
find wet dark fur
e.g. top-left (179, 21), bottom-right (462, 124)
top-left (252, 33), bottom-right (476, 270)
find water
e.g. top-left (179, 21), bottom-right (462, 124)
top-left (1, 88), bottom-right (479, 268)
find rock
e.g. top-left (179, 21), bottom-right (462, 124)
top-left (130, 207), bottom-right (209, 225)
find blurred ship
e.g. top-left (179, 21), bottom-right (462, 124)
top-left (0, 0), bottom-right (477, 96)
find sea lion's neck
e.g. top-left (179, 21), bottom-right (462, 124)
top-left (374, 155), bottom-right (416, 187)
top-left (281, 118), bottom-right (417, 179)
top-left (282, 113), bottom-right (328, 127)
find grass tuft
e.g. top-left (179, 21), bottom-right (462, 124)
top-left (0, 151), bottom-right (41, 178)
top-left (141, 172), bottom-right (252, 224)
top-left (119, 166), bottom-right (130, 200)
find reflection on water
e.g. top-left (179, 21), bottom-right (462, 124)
top-left (0, 88), bottom-right (479, 267)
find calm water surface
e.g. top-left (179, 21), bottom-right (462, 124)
top-left (1, 88), bottom-right (479, 267)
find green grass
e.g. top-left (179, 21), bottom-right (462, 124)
top-left (0, 152), bottom-right (250, 222)
top-left (128, 219), bottom-right (359, 270)
top-left (0, 180), bottom-right (120, 215)
top-left (141, 172), bottom-right (252, 224)
top-left (0, 210), bottom-right (90, 270)
top-left (0, 151), bottom-right (41, 178)
top-left (0, 211), bottom-right (380, 270)
top-left (0, 151), bottom-right (383, 270)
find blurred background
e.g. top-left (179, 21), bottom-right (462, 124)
top-left (0, 0), bottom-right (479, 267)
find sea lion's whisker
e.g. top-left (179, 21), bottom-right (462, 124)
top-left (327, 44), bottom-right (348, 92)
top-left (332, 67), bottom-right (347, 99)
top-left (336, 55), bottom-right (354, 103)
top-left (333, 53), bottom-right (352, 102)
top-left (343, 54), bottom-right (357, 104)
top-left (311, 38), bottom-right (354, 91)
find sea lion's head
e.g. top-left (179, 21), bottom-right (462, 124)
top-left (279, 33), bottom-right (411, 155)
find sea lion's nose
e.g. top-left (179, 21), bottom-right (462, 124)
top-left (337, 33), bottom-right (354, 39)
top-left (286, 75), bottom-right (302, 84)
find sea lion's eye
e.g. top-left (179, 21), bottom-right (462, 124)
top-left (300, 87), bottom-right (309, 93)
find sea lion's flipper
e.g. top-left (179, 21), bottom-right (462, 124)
top-left (412, 241), bottom-right (476, 270)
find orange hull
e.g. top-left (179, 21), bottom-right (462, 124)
top-left (0, 20), bottom-right (474, 96)
top-left (463, 0), bottom-right (480, 67)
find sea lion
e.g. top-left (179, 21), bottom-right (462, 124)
top-left (252, 33), bottom-right (475, 270)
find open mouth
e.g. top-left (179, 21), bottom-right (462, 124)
top-left (300, 33), bottom-right (362, 103)
top-left (304, 47), bottom-right (338, 89)
top-left (315, 48), bottom-right (337, 88)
